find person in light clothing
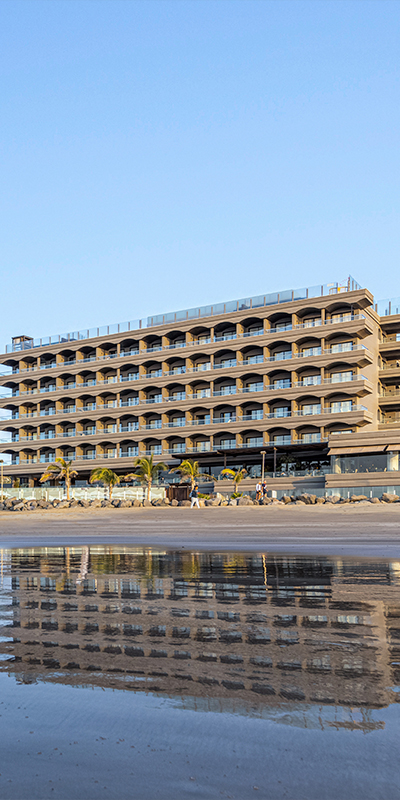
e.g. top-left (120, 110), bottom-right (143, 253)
top-left (190, 485), bottom-right (200, 508)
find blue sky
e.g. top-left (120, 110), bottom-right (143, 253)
top-left (0, 0), bottom-right (399, 348)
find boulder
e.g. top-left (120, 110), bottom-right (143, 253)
top-left (170, 499), bottom-right (179, 507)
top-left (178, 500), bottom-right (191, 507)
top-left (294, 500), bottom-right (306, 505)
top-left (381, 493), bottom-right (400, 503)
top-left (350, 495), bottom-right (368, 503)
top-left (100, 500), bottom-right (112, 508)
top-left (79, 499), bottom-right (90, 508)
top-left (326, 495), bottom-right (341, 504)
top-left (90, 499), bottom-right (102, 508)
top-left (281, 495), bottom-right (291, 505)
top-left (298, 493), bottom-right (313, 505)
top-left (228, 498), bottom-right (237, 506)
top-left (205, 498), bottom-right (219, 506)
top-left (143, 499), bottom-right (152, 507)
top-left (237, 496), bottom-right (253, 506)
top-left (111, 499), bottom-right (120, 507)
top-left (119, 500), bottom-right (131, 508)
top-left (13, 502), bottom-right (25, 511)
top-left (220, 500), bottom-right (228, 506)
top-left (132, 498), bottom-right (142, 507)
top-left (151, 499), bottom-right (163, 506)
top-left (260, 497), bottom-right (271, 505)
top-left (316, 496), bottom-right (325, 504)
top-left (370, 497), bottom-right (381, 504)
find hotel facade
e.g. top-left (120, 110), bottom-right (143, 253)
top-left (2, 276), bottom-right (400, 497)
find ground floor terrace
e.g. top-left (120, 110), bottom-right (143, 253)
top-left (3, 436), bottom-right (400, 500)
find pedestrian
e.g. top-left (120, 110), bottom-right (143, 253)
top-left (262, 480), bottom-right (267, 498)
top-left (190, 484), bottom-right (200, 508)
top-left (255, 481), bottom-right (262, 501)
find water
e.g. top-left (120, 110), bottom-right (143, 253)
top-left (0, 546), bottom-right (399, 799)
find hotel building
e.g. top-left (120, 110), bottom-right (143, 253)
top-left (1, 276), bottom-right (400, 497)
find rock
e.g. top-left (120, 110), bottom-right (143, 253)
top-left (205, 499), bottom-right (219, 506)
top-left (132, 498), bottom-right (142, 507)
top-left (178, 500), bottom-right (191, 507)
top-left (170, 499), bottom-right (179, 507)
top-left (294, 500), bottom-right (306, 505)
top-left (152, 499), bottom-right (163, 506)
top-left (316, 496), bottom-right (325, 504)
top-left (228, 498), bottom-right (237, 506)
top-left (111, 499), bottom-right (120, 507)
top-left (69, 499), bottom-right (79, 507)
top-left (381, 493), bottom-right (400, 503)
top-left (237, 496), bottom-right (253, 506)
top-left (13, 502), bottom-right (25, 511)
top-left (29, 500), bottom-right (38, 509)
top-left (119, 500), bottom-right (131, 508)
top-left (58, 500), bottom-right (71, 508)
top-left (91, 499), bottom-right (102, 508)
top-left (260, 497), bottom-right (271, 505)
top-left (350, 495), bottom-right (368, 503)
top-left (298, 493), bottom-right (312, 505)
top-left (325, 495), bottom-right (341, 504)
top-left (281, 495), bottom-right (291, 504)
top-left (220, 500), bottom-right (228, 506)
top-left (370, 497), bottom-right (381, 504)
top-left (143, 499), bottom-right (152, 507)
top-left (79, 499), bottom-right (90, 508)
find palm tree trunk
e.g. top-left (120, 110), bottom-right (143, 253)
top-left (66, 474), bottom-right (70, 501)
top-left (147, 479), bottom-right (151, 501)
top-left (109, 483), bottom-right (113, 501)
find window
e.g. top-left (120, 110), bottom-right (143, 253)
top-left (331, 371), bottom-right (353, 383)
top-left (302, 404), bottom-right (321, 415)
top-left (331, 401), bottom-right (352, 412)
top-left (330, 342), bottom-right (352, 353)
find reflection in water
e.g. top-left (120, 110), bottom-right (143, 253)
top-left (0, 547), bottom-right (400, 731)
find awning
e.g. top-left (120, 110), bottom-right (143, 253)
top-left (328, 444), bottom-right (388, 455)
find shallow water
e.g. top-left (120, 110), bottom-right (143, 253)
top-left (0, 546), bottom-right (399, 799)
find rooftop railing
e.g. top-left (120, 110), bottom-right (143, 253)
top-left (4, 277), bottom-right (361, 353)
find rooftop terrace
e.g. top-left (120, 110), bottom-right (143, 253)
top-left (5, 276), bottom-right (361, 354)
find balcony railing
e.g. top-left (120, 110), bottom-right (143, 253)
top-left (4, 277), bottom-right (361, 352)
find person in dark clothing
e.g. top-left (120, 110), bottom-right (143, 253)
top-left (190, 484), bottom-right (200, 508)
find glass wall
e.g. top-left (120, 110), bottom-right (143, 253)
top-left (331, 452), bottom-right (399, 474)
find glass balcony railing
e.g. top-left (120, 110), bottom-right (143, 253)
top-left (5, 277), bottom-right (361, 352)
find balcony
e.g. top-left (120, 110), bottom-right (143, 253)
top-left (190, 443), bottom-right (211, 452)
top-left (243, 438), bottom-right (264, 447)
top-left (242, 355), bottom-right (263, 365)
top-left (214, 359), bottom-right (237, 369)
top-left (166, 419), bottom-right (186, 427)
top-left (142, 421), bottom-right (162, 430)
top-left (213, 387), bottom-right (236, 396)
top-left (120, 398), bottom-right (139, 407)
top-left (242, 383), bottom-right (263, 393)
top-left (166, 367), bottom-right (186, 376)
top-left (213, 440), bottom-right (236, 450)
top-left (213, 415), bottom-right (236, 424)
top-left (119, 423), bottom-right (139, 432)
top-left (143, 446), bottom-right (162, 456)
top-left (120, 447), bottom-right (139, 457)
top-left (120, 374), bottom-right (139, 381)
top-left (145, 395), bottom-right (163, 404)
top-left (167, 392), bottom-right (186, 402)
top-left (143, 371), bottom-right (163, 379)
top-left (167, 444), bottom-right (186, 454)
top-left (192, 390), bottom-right (210, 399)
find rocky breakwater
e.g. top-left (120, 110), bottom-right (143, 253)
top-left (0, 492), bottom-right (399, 512)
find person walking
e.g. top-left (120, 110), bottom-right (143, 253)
top-left (190, 484), bottom-right (200, 508)
top-left (262, 480), bottom-right (267, 499)
top-left (255, 481), bottom-right (262, 501)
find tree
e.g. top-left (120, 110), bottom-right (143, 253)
top-left (169, 459), bottom-right (211, 491)
top-left (220, 467), bottom-right (247, 491)
top-left (89, 468), bottom-right (120, 501)
top-left (39, 458), bottom-right (78, 500)
top-left (124, 455), bottom-right (167, 501)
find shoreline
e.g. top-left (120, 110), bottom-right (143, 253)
top-left (1, 505), bottom-right (400, 557)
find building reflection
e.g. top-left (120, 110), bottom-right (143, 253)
top-left (0, 548), bottom-right (399, 726)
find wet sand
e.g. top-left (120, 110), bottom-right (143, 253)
top-left (1, 504), bottom-right (400, 557)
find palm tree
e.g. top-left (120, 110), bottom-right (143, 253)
top-left (124, 455), bottom-right (167, 501)
top-left (170, 459), bottom-right (211, 491)
top-left (220, 467), bottom-right (247, 492)
top-left (89, 468), bottom-right (120, 501)
top-left (39, 458), bottom-right (78, 500)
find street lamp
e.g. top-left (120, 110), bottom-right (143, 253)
top-left (0, 460), bottom-right (4, 502)
top-left (260, 450), bottom-right (266, 483)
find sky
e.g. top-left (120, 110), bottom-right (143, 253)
top-left (0, 0), bottom-right (399, 349)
